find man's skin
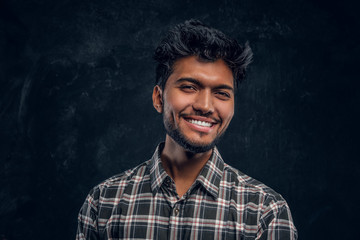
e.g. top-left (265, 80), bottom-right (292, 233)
top-left (152, 56), bottom-right (235, 197)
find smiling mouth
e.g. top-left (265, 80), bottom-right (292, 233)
top-left (186, 119), bottom-right (213, 127)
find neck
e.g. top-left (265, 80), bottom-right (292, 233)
top-left (161, 135), bottom-right (213, 197)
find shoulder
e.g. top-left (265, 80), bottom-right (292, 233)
top-left (87, 159), bottom-right (151, 204)
top-left (223, 163), bottom-right (280, 195)
top-left (222, 163), bottom-right (288, 209)
top-left (77, 160), bottom-right (153, 233)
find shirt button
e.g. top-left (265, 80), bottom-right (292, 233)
top-left (174, 208), bottom-right (179, 216)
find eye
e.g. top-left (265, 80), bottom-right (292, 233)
top-left (215, 91), bottom-right (231, 100)
top-left (179, 85), bottom-right (197, 92)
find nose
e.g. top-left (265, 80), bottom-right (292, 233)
top-left (192, 89), bottom-right (214, 114)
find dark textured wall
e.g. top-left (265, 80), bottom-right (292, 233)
top-left (1, 0), bottom-right (359, 239)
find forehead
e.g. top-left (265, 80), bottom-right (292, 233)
top-left (167, 56), bottom-right (234, 87)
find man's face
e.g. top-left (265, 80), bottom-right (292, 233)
top-left (153, 56), bottom-right (235, 153)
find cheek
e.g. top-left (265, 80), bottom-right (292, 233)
top-left (165, 92), bottom-right (192, 114)
top-left (162, 96), bottom-right (184, 124)
top-left (218, 103), bottom-right (234, 122)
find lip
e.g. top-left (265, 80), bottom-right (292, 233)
top-left (182, 115), bottom-right (218, 133)
top-left (182, 115), bottom-right (219, 124)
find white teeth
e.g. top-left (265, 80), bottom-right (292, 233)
top-left (189, 119), bottom-right (212, 127)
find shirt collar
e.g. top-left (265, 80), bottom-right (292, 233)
top-left (148, 143), bottom-right (225, 199)
top-left (148, 143), bottom-right (168, 195)
top-left (195, 147), bottom-right (224, 199)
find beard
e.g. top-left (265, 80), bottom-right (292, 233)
top-left (163, 113), bottom-right (222, 153)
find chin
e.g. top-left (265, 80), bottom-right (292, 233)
top-left (167, 128), bottom-right (219, 153)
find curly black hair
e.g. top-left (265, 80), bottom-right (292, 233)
top-left (153, 19), bottom-right (253, 89)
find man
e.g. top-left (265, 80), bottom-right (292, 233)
top-left (77, 20), bottom-right (297, 239)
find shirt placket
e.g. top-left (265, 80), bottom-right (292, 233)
top-left (163, 177), bottom-right (185, 240)
top-left (169, 199), bottom-right (183, 240)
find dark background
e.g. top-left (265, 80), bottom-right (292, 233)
top-left (1, 0), bottom-right (359, 239)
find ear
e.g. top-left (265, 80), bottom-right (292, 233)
top-left (152, 85), bottom-right (163, 113)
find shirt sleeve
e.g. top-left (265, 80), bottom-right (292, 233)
top-left (256, 196), bottom-right (298, 240)
top-left (76, 187), bottom-right (100, 240)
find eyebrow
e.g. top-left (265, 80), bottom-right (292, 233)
top-left (175, 78), bottom-right (234, 92)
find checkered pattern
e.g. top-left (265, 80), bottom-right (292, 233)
top-left (77, 143), bottom-right (297, 239)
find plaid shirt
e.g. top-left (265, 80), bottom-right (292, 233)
top-left (77, 143), bottom-right (297, 239)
